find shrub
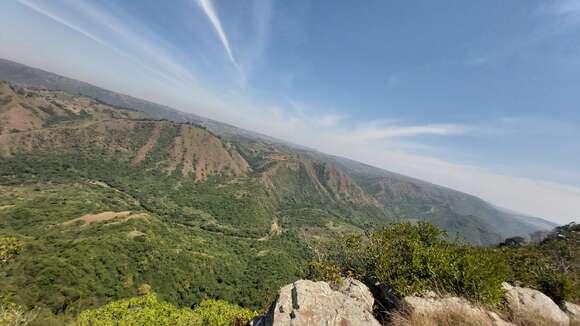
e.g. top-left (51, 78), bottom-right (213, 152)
top-left (73, 293), bottom-right (200, 326)
top-left (0, 303), bottom-right (37, 326)
top-left (309, 223), bottom-right (511, 305)
top-left (192, 299), bottom-right (257, 326)
top-left (72, 293), bottom-right (256, 326)
top-left (306, 261), bottom-right (343, 285)
top-left (537, 271), bottom-right (573, 304)
top-left (0, 237), bottom-right (23, 265)
top-left (499, 236), bottom-right (526, 248)
top-left (501, 222), bottom-right (579, 303)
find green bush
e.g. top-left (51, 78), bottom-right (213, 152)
top-left (72, 293), bottom-right (256, 326)
top-left (0, 237), bottom-right (23, 265)
top-left (192, 299), bottom-right (257, 326)
top-left (501, 223), bottom-right (579, 303)
top-left (310, 223), bottom-right (511, 305)
top-left (0, 302), bottom-right (37, 326)
top-left (72, 294), bottom-right (199, 326)
top-left (306, 261), bottom-right (343, 285)
top-left (538, 271), bottom-right (573, 304)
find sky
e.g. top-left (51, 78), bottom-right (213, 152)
top-left (0, 0), bottom-right (579, 224)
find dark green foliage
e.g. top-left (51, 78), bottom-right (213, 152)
top-left (538, 271), bottom-right (573, 304)
top-left (501, 223), bottom-right (580, 304)
top-left (309, 223), bottom-right (511, 305)
top-left (0, 156), bottom-right (309, 324)
top-left (500, 236), bottom-right (527, 248)
top-left (0, 81), bottom-right (570, 325)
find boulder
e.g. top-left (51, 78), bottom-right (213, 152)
top-left (363, 276), bottom-right (401, 313)
top-left (502, 282), bottom-right (570, 325)
top-left (563, 301), bottom-right (580, 323)
top-left (252, 279), bottom-right (380, 326)
top-left (401, 295), bottom-right (514, 326)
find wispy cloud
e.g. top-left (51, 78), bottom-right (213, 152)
top-left (16, 0), bottom-right (198, 90)
top-left (343, 123), bottom-right (466, 142)
top-left (196, 0), bottom-right (238, 68)
top-left (66, 0), bottom-right (199, 87)
top-left (549, 0), bottom-right (580, 16)
top-left (219, 99), bottom-right (579, 224)
top-left (318, 114), bottom-right (345, 127)
top-left (7, 0), bottom-right (579, 224)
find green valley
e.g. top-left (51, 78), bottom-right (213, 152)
top-left (0, 69), bottom-right (559, 324)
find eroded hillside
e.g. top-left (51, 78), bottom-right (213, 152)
top-left (0, 79), bottom-right (558, 324)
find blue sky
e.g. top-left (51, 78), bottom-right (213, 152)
top-left (1, 0), bottom-right (579, 223)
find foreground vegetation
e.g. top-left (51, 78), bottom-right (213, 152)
top-left (501, 223), bottom-right (580, 304)
top-left (308, 222), bottom-right (579, 307)
top-left (73, 293), bottom-right (255, 326)
top-left (2, 212), bottom-right (578, 325)
top-left (308, 223), bottom-right (510, 305)
top-left (0, 154), bottom-right (358, 324)
top-left (0, 83), bottom-right (573, 325)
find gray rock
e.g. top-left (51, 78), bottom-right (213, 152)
top-left (563, 301), bottom-right (580, 323)
top-left (253, 279), bottom-right (380, 326)
top-left (502, 282), bottom-right (570, 325)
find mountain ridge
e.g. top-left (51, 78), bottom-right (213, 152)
top-left (0, 59), bottom-right (557, 241)
top-left (0, 66), bottom-right (560, 325)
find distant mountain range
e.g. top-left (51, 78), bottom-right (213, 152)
top-left (0, 58), bottom-right (560, 322)
top-left (0, 58), bottom-right (556, 245)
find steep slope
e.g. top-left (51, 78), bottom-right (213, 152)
top-left (0, 58), bottom-right (275, 142)
top-left (0, 80), bottom-right (145, 135)
top-left (0, 83), bottom-right (305, 323)
top-left (0, 58), bottom-right (197, 123)
top-left (325, 155), bottom-right (557, 240)
top-left (0, 85), bottom-right (249, 183)
top-left (0, 78), bottom-right (560, 324)
top-left (0, 59), bottom-right (557, 241)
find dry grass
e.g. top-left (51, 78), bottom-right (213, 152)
top-left (390, 308), bottom-right (497, 326)
top-left (390, 305), bottom-right (576, 326)
top-left (63, 211), bottom-right (149, 226)
top-left (64, 211), bottom-right (131, 225)
top-left (127, 230), bottom-right (145, 239)
top-left (508, 310), bottom-right (571, 326)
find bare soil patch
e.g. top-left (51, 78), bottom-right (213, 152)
top-left (132, 124), bottom-right (161, 164)
top-left (64, 211), bottom-right (148, 226)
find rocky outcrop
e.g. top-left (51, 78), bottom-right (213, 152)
top-left (400, 295), bottom-right (514, 326)
top-left (253, 279), bottom-right (380, 326)
top-left (254, 279), bottom-right (579, 326)
top-left (502, 282), bottom-right (570, 325)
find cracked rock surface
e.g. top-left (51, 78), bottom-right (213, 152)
top-left (254, 278), bottom-right (380, 326)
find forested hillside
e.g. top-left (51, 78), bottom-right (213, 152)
top-left (0, 78), bottom-right (558, 324)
